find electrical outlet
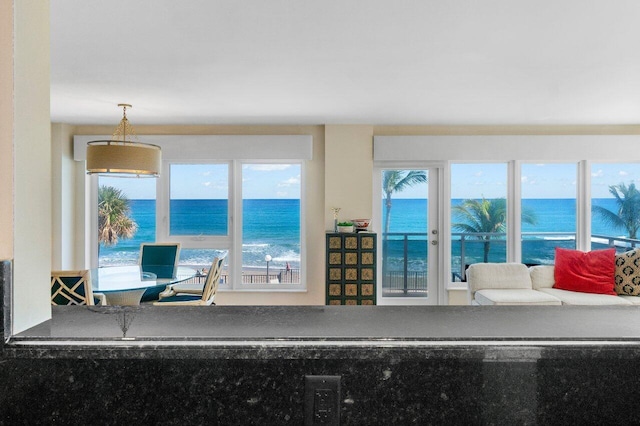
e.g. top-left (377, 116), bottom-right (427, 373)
top-left (304, 375), bottom-right (341, 425)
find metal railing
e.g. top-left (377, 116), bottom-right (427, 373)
top-left (383, 231), bottom-right (640, 292)
top-left (382, 232), bottom-right (429, 296)
top-left (181, 268), bottom-right (300, 286)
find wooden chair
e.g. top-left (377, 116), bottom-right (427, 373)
top-left (154, 257), bottom-right (224, 306)
top-left (51, 270), bottom-right (105, 305)
top-left (139, 242), bottom-right (181, 302)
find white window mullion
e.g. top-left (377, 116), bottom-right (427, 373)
top-left (509, 161), bottom-right (522, 263)
top-left (231, 161), bottom-right (243, 290)
top-left (88, 174), bottom-right (99, 268)
top-left (577, 160), bottom-right (591, 251)
top-left (155, 161), bottom-right (170, 242)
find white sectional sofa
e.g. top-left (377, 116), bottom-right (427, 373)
top-left (467, 262), bottom-right (640, 306)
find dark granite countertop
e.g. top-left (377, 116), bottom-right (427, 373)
top-left (4, 305), bottom-right (640, 360)
top-left (15, 305), bottom-right (640, 341)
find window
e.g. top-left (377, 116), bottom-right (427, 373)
top-left (94, 160), bottom-right (303, 290)
top-left (81, 135), bottom-right (312, 292)
top-left (591, 163), bottom-right (640, 252)
top-left (169, 164), bottom-right (229, 237)
top-left (241, 164), bottom-right (301, 286)
top-left (521, 163), bottom-right (577, 265)
top-left (97, 176), bottom-right (156, 267)
top-left (450, 163), bottom-right (507, 278)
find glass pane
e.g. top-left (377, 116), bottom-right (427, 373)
top-left (451, 163), bottom-right (507, 280)
top-left (169, 164), bottom-right (228, 236)
top-left (381, 169), bottom-right (428, 297)
top-left (521, 163), bottom-right (577, 265)
top-left (591, 163), bottom-right (640, 251)
top-left (178, 248), bottom-right (230, 288)
top-left (98, 176), bottom-right (156, 266)
top-left (242, 164), bottom-right (301, 285)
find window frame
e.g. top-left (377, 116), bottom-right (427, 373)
top-left (80, 135), bottom-right (312, 293)
top-left (449, 160), bottom-right (586, 267)
top-left (518, 161), bottom-right (580, 265)
top-left (233, 160), bottom-right (305, 291)
top-left (374, 135), bottom-right (640, 290)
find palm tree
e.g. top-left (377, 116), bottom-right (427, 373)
top-left (98, 185), bottom-right (138, 246)
top-left (382, 170), bottom-right (428, 236)
top-left (593, 182), bottom-right (640, 239)
top-left (452, 197), bottom-right (537, 263)
top-left (381, 170), bottom-right (427, 281)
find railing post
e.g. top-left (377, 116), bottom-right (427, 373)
top-left (460, 235), bottom-right (466, 281)
top-left (403, 235), bottom-right (409, 294)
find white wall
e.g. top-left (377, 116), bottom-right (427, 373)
top-left (11, 0), bottom-right (52, 333)
top-left (51, 123), bottom-right (85, 270)
top-left (0, 0), bottom-right (14, 260)
top-left (324, 125), bottom-right (374, 229)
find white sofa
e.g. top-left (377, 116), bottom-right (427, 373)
top-left (467, 262), bottom-right (640, 306)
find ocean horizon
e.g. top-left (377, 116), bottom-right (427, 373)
top-left (99, 198), bottom-right (629, 270)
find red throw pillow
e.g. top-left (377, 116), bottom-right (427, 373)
top-left (554, 247), bottom-right (616, 295)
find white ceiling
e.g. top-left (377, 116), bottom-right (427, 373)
top-left (50, 0), bottom-right (640, 126)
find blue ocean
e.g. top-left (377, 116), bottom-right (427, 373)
top-left (100, 198), bottom-right (627, 271)
top-left (99, 199), bottom-right (300, 269)
top-left (384, 198), bottom-right (629, 273)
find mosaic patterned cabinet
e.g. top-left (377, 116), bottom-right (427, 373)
top-left (326, 232), bottom-right (377, 305)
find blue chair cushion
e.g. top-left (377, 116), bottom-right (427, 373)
top-left (140, 286), bottom-right (165, 303)
top-left (141, 245), bottom-right (179, 279)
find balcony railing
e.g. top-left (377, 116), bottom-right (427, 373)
top-left (180, 268), bottom-right (300, 286)
top-left (382, 232), bottom-right (429, 296)
top-left (382, 232), bottom-right (640, 294)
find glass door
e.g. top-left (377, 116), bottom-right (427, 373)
top-left (376, 167), bottom-right (440, 305)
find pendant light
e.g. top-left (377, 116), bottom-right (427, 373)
top-left (86, 104), bottom-right (161, 177)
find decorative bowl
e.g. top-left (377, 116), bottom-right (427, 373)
top-left (337, 225), bottom-right (354, 233)
top-left (352, 219), bottom-right (371, 229)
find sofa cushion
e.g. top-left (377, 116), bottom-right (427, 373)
top-left (553, 248), bottom-right (616, 295)
top-left (617, 295), bottom-right (640, 305)
top-left (614, 249), bottom-right (640, 296)
top-left (474, 289), bottom-right (562, 305)
top-left (467, 263), bottom-right (532, 296)
top-left (530, 265), bottom-right (555, 290)
top-left (538, 288), bottom-right (631, 305)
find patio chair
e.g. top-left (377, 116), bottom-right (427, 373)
top-left (51, 270), bottom-right (106, 305)
top-left (154, 256), bottom-right (224, 306)
top-left (139, 242), bottom-right (181, 302)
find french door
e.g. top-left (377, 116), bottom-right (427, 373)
top-left (374, 166), bottom-right (442, 305)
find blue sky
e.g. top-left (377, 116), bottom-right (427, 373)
top-left (100, 163), bottom-right (301, 199)
top-left (100, 162), bottom-right (640, 200)
top-left (389, 163), bottom-right (640, 199)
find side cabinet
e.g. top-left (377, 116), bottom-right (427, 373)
top-left (326, 232), bottom-right (377, 305)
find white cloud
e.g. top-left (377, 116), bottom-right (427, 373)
top-left (619, 170), bottom-right (629, 176)
top-left (202, 181), bottom-right (226, 190)
top-left (592, 169), bottom-right (604, 178)
top-left (278, 175), bottom-right (301, 187)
